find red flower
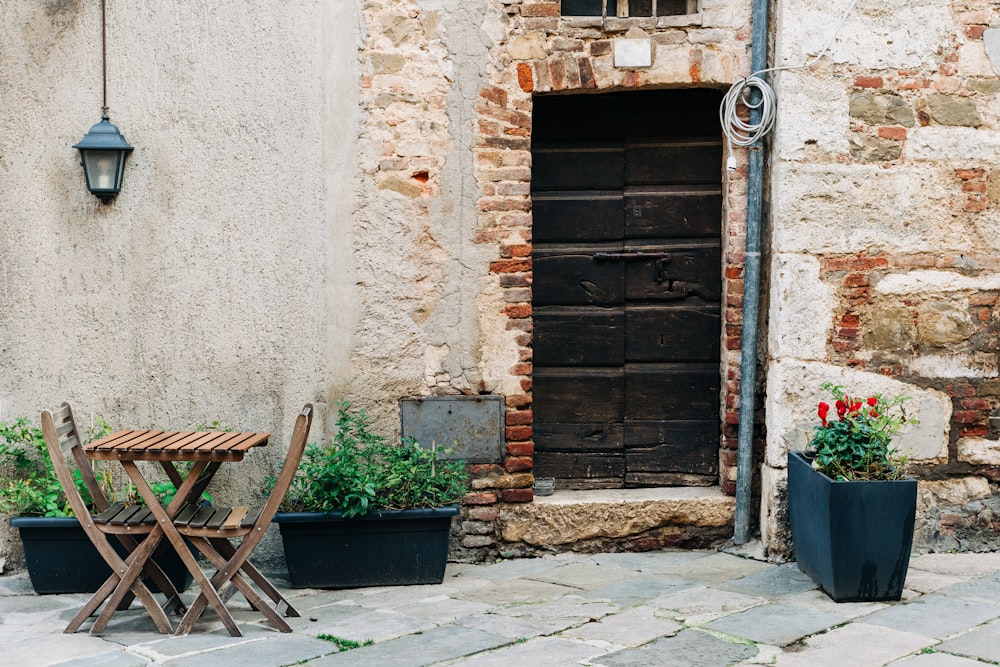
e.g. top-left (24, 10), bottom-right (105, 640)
top-left (818, 401), bottom-right (830, 427)
top-left (867, 396), bottom-right (877, 407)
top-left (836, 400), bottom-right (847, 419)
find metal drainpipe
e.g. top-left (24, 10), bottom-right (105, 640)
top-left (733, 0), bottom-right (771, 545)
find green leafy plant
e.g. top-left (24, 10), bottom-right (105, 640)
top-left (280, 401), bottom-right (469, 517)
top-left (317, 634), bottom-right (374, 651)
top-left (807, 382), bottom-right (916, 481)
top-left (0, 418), bottom-right (77, 516)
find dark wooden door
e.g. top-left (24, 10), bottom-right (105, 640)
top-left (531, 89), bottom-right (723, 489)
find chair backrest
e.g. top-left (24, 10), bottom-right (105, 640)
top-left (252, 404), bottom-right (312, 531)
top-left (40, 403), bottom-right (112, 518)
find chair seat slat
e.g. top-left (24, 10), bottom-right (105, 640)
top-left (241, 505), bottom-right (264, 528)
top-left (223, 506), bottom-right (250, 529)
top-left (127, 507), bottom-right (155, 525)
top-left (173, 504), bottom-right (201, 526)
top-left (93, 502), bottom-right (127, 524)
top-left (189, 505), bottom-right (217, 527)
top-left (204, 507), bottom-right (232, 528)
top-left (109, 505), bottom-right (145, 525)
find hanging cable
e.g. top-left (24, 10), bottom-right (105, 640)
top-left (720, 0), bottom-right (861, 166)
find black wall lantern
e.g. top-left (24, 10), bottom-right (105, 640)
top-left (76, 0), bottom-right (132, 204)
top-left (75, 115), bottom-right (132, 203)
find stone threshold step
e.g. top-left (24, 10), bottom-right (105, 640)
top-left (498, 486), bottom-right (736, 550)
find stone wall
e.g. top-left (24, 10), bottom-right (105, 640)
top-left (762, 0), bottom-right (1000, 556)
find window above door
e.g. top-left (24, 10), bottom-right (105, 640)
top-left (561, 0), bottom-right (699, 19)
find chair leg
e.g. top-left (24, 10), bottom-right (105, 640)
top-left (208, 537), bottom-right (300, 617)
top-left (89, 535), bottom-right (174, 635)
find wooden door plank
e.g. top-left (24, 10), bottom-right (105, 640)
top-left (533, 249), bottom-right (625, 306)
top-left (534, 306), bottom-right (624, 366)
top-left (624, 187), bottom-right (722, 239)
top-left (625, 472), bottom-right (717, 486)
top-left (624, 363), bottom-right (719, 421)
top-left (533, 147), bottom-right (625, 190)
top-left (533, 367), bottom-right (624, 423)
top-left (625, 141), bottom-right (723, 185)
top-left (624, 244), bottom-right (722, 301)
top-left (534, 451), bottom-right (625, 481)
top-left (625, 305), bottom-right (720, 362)
top-left (533, 191), bottom-right (624, 243)
top-left (534, 422), bottom-right (624, 452)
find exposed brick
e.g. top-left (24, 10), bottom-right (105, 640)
top-left (877, 126), bottom-right (907, 141)
top-left (469, 463), bottom-right (502, 476)
top-left (522, 2), bottom-right (559, 17)
top-left (965, 25), bottom-right (987, 40)
top-left (953, 410), bottom-right (984, 424)
top-left (501, 488), bottom-right (534, 503)
top-left (896, 78), bottom-right (930, 90)
top-left (504, 456), bottom-right (533, 472)
top-left (960, 425), bottom-right (990, 438)
top-left (854, 76), bottom-right (884, 89)
top-left (462, 491), bottom-right (498, 505)
top-left (578, 57), bottom-right (596, 89)
top-left (516, 62), bottom-right (534, 93)
top-left (503, 304), bottom-right (532, 319)
top-left (965, 197), bottom-right (987, 212)
top-left (506, 425), bottom-right (533, 441)
top-left (499, 273), bottom-right (531, 288)
top-left (844, 272), bottom-right (870, 287)
top-left (490, 259), bottom-right (532, 273)
top-left (479, 86), bottom-right (509, 107)
top-left (509, 362), bottom-right (532, 376)
top-left (506, 409), bottom-right (533, 425)
top-left (956, 168), bottom-right (987, 180)
top-left (467, 506), bottom-right (499, 522)
top-left (549, 59), bottom-right (566, 90)
top-left (506, 441), bottom-right (535, 456)
top-left (962, 398), bottom-right (991, 410)
top-left (821, 256), bottom-right (889, 272)
top-left (963, 182), bottom-right (987, 193)
top-left (590, 40), bottom-right (612, 56)
top-left (841, 313), bottom-right (861, 327)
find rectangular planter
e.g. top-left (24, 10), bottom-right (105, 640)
top-left (273, 505), bottom-right (459, 589)
top-left (10, 516), bottom-right (194, 595)
top-left (787, 450), bottom-right (917, 602)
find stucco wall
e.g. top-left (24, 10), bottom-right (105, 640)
top-left (0, 0), bottom-right (361, 567)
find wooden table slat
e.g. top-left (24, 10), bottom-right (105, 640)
top-left (227, 433), bottom-right (271, 452)
top-left (90, 429), bottom-right (157, 450)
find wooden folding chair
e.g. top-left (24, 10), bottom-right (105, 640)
top-left (41, 403), bottom-right (186, 634)
top-left (172, 403), bottom-right (313, 635)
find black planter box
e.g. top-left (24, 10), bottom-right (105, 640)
top-left (787, 450), bottom-right (917, 602)
top-left (10, 516), bottom-right (194, 595)
top-left (273, 505), bottom-right (459, 589)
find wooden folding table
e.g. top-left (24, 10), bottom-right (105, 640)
top-left (85, 428), bottom-right (269, 634)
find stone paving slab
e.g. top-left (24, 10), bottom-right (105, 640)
top-left (306, 623), bottom-right (510, 666)
top-left (596, 628), bottom-right (758, 667)
top-left (160, 633), bottom-right (335, 667)
top-left (934, 619), bottom-right (1000, 662)
top-left (893, 652), bottom-right (993, 666)
top-left (702, 602), bottom-right (847, 646)
top-left (446, 636), bottom-right (604, 667)
top-left (523, 561), bottom-right (636, 589)
top-left (648, 585), bottom-right (766, 624)
top-left (584, 550), bottom-right (710, 573)
top-left (561, 604), bottom-right (682, 647)
top-left (7, 551), bottom-right (1000, 666)
top-left (579, 573), bottom-right (695, 606)
top-left (717, 562), bottom-right (818, 599)
top-left (862, 594), bottom-right (1000, 639)
top-left (775, 621), bottom-right (936, 667)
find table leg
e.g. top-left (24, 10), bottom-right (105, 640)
top-left (123, 460), bottom-right (244, 637)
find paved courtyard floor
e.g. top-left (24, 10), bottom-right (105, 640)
top-left (3, 548), bottom-right (1000, 666)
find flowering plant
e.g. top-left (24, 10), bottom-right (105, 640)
top-left (807, 382), bottom-right (916, 481)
